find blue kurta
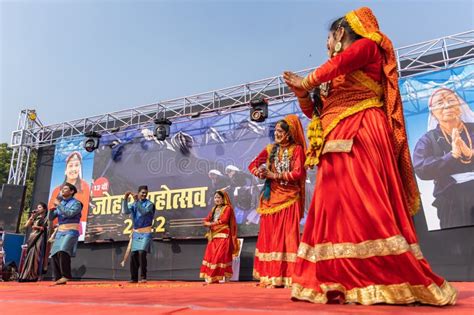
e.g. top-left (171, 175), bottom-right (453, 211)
top-left (49, 197), bottom-right (83, 257)
top-left (122, 199), bottom-right (155, 252)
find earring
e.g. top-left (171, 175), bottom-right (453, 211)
top-left (333, 42), bottom-right (342, 56)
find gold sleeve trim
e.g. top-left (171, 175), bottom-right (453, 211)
top-left (322, 139), bottom-right (353, 155)
top-left (292, 281), bottom-right (457, 305)
top-left (297, 235), bottom-right (424, 263)
top-left (255, 248), bottom-right (297, 263)
top-left (256, 196), bottom-right (299, 215)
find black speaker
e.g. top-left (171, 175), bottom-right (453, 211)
top-left (0, 184), bottom-right (26, 233)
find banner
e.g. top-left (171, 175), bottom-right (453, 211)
top-left (401, 64), bottom-right (474, 231)
top-left (46, 101), bottom-right (315, 242)
top-left (48, 137), bottom-right (95, 241)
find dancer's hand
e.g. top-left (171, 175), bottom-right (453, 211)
top-left (266, 170), bottom-right (277, 180)
top-left (283, 71), bottom-right (307, 96)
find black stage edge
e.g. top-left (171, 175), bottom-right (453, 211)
top-left (33, 145), bottom-right (474, 281)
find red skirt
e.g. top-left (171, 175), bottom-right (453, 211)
top-left (200, 237), bottom-right (233, 283)
top-left (291, 108), bottom-right (457, 305)
top-left (254, 201), bottom-right (301, 287)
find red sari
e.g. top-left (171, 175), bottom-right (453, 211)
top-left (292, 8), bottom-right (457, 305)
top-left (249, 116), bottom-right (306, 287)
top-left (200, 198), bottom-right (239, 283)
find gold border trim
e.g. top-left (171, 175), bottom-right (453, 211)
top-left (257, 196), bottom-right (299, 215)
top-left (297, 235), bottom-right (424, 263)
top-left (322, 139), bottom-right (353, 155)
top-left (292, 281), bottom-right (457, 305)
top-left (255, 249), bottom-right (298, 263)
top-left (323, 97), bottom-right (383, 139)
top-left (253, 270), bottom-right (293, 287)
top-left (350, 70), bottom-right (384, 97)
top-left (201, 260), bottom-right (232, 270)
top-left (199, 272), bottom-right (233, 283)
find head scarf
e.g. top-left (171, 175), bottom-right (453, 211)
top-left (283, 114), bottom-right (307, 217)
top-left (283, 114), bottom-right (307, 153)
top-left (427, 88), bottom-right (474, 131)
top-left (215, 190), bottom-right (240, 257)
top-left (345, 7), bottom-right (420, 215)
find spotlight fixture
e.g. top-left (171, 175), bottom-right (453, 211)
top-left (154, 118), bottom-right (172, 141)
top-left (83, 131), bottom-right (101, 152)
top-left (250, 98), bottom-right (268, 122)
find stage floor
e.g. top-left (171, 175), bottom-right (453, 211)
top-left (0, 281), bottom-right (472, 314)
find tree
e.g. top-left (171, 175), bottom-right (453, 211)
top-left (0, 143), bottom-right (13, 185)
top-left (0, 143), bottom-right (38, 233)
top-left (18, 150), bottom-right (37, 233)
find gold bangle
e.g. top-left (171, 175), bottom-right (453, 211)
top-left (302, 76), bottom-right (314, 91)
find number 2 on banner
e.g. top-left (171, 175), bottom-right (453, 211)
top-left (123, 219), bottom-right (133, 235)
top-left (154, 216), bottom-right (166, 233)
top-left (123, 217), bottom-right (166, 234)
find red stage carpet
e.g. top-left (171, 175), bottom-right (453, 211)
top-left (1, 281), bottom-right (472, 314)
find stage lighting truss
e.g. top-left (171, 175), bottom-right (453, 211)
top-left (7, 30), bottom-right (474, 185)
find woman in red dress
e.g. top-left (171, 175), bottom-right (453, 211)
top-left (248, 114), bottom-right (306, 288)
top-left (283, 7), bottom-right (457, 305)
top-left (200, 190), bottom-right (239, 284)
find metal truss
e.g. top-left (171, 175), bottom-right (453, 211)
top-left (396, 30), bottom-right (474, 77)
top-left (8, 110), bottom-right (41, 185)
top-left (8, 30), bottom-right (474, 184)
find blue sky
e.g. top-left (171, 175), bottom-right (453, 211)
top-left (1, 0), bottom-right (473, 144)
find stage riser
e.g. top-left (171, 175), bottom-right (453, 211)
top-left (33, 148), bottom-right (474, 281)
top-left (41, 238), bottom-right (257, 281)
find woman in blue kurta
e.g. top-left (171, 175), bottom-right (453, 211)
top-left (122, 185), bottom-right (155, 283)
top-left (49, 183), bottom-right (83, 285)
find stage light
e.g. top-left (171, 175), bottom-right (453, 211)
top-left (83, 131), bottom-right (101, 152)
top-left (154, 118), bottom-right (172, 141)
top-left (250, 98), bottom-right (268, 122)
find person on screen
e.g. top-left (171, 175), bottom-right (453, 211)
top-left (224, 165), bottom-right (256, 224)
top-left (199, 190), bottom-right (239, 284)
top-left (48, 151), bottom-right (91, 235)
top-left (121, 185), bottom-right (155, 283)
top-left (48, 183), bottom-right (83, 285)
top-left (207, 169), bottom-right (230, 205)
top-left (248, 114), bottom-right (306, 288)
top-left (283, 7), bottom-right (456, 305)
top-left (18, 202), bottom-right (49, 282)
top-left (413, 88), bottom-right (474, 229)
